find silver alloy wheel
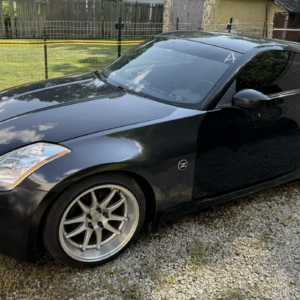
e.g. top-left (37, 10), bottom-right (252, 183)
top-left (59, 184), bottom-right (139, 262)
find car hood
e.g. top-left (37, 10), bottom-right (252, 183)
top-left (0, 72), bottom-right (176, 155)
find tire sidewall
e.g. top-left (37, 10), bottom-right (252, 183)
top-left (43, 173), bottom-right (146, 268)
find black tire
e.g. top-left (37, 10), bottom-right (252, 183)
top-left (43, 173), bottom-right (146, 268)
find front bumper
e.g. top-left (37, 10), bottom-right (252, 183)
top-left (0, 187), bottom-right (48, 262)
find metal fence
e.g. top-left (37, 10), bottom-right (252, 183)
top-left (204, 22), bottom-right (265, 37)
top-left (1, 20), bottom-right (266, 40)
top-left (0, 0), bottom-right (164, 39)
top-left (0, 42), bottom-right (133, 92)
top-left (0, 21), bottom-right (267, 91)
top-left (272, 27), bottom-right (300, 43)
top-left (3, 20), bottom-right (164, 39)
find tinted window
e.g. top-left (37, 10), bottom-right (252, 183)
top-left (102, 38), bottom-right (242, 108)
top-left (237, 50), bottom-right (300, 95)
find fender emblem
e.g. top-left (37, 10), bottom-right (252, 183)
top-left (178, 160), bottom-right (188, 171)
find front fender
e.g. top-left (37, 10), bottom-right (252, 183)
top-left (22, 108), bottom-right (205, 212)
top-left (20, 109), bottom-right (204, 247)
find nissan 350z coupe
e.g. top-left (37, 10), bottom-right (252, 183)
top-left (1, 31), bottom-right (300, 267)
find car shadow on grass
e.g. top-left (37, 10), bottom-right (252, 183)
top-left (48, 57), bottom-right (113, 78)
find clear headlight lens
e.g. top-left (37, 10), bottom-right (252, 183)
top-left (0, 143), bottom-right (70, 191)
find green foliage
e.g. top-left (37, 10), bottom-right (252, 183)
top-left (2, 1), bottom-right (11, 23)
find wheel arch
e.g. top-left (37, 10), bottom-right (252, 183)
top-left (121, 170), bottom-right (156, 226)
top-left (35, 169), bottom-right (157, 258)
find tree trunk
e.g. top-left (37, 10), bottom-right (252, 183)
top-left (163, 0), bottom-right (171, 32)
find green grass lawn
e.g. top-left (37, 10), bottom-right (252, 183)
top-left (0, 42), bottom-right (134, 91)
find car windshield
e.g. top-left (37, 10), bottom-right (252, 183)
top-left (102, 37), bottom-right (242, 109)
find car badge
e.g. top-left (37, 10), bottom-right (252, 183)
top-left (178, 160), bottom-right (188, 171)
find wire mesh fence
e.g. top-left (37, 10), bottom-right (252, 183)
top-left (272, 28), bottom-right (300, 43)
top-left (204, 22), bottom-right (265, 37)
top-left (0, 42), bottom-right (138, 91)
top-left (0, 0), bottom-right (164, 39)
top-left (166, 21), bottom-right (265, 36)
top-left (0, 21), bottom-right (198, 91)
top-left (0, 41), bottom-right (142, 91)
top-left (2, 21), bottom-right (164, 40)
top-left (0, 21), bottom-right (166, 91)
top-left (0, 21), bottom-right (267, 91)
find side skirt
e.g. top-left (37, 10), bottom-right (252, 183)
top-left (150, 170), bottom-right (298, 231)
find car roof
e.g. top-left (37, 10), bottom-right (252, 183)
top-left (157, 30), bottom-right (300, 54)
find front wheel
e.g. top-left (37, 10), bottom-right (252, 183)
top-left (43, 173), bottom-right (146, 267)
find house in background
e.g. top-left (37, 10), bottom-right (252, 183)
top-left (271, 1), bottom-right (300, 41)
top-left (272, 0), bottom-right (300, 28)
top-left (204, 0), bottom-right (285, 27)
top-left (275, 0), bottom-right (300, 17)
top-left (203, 0), bottom-right (300, 33)
top-left (163, 0), bottom-right (285, 34)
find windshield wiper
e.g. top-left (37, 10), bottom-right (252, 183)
top-left (117, 86), bottom-right (126, 92)
top-left (117, 85), bottom-right (149, 99)
top-left (95, 72), bottom-right (149, 100)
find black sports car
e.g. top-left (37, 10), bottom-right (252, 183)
top-left (0, 31), bottom-right (300, 267)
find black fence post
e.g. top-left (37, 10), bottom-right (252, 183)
top-left (227, 17), bottom-right (233, 33)
top-left (43, 13), bottom-right (48, 80)
top-left (118, 17), bottom-right (122, 58)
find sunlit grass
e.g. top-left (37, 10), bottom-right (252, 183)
top-left (0, 41), bottom-right (134, 91)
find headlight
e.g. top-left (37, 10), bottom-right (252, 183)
top-left (0, 143), bottom-right (70, 191)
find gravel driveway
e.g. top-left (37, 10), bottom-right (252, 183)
top-left (1, 180), bottom-right (300, 300)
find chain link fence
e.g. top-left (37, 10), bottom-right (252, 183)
top-left (0, 21), bottom-right (165, 91)
top-left (0, 21), bottom-right (266, 91)
top-left (3, 21), bottom-right (165, 40)
top-left (204, 22), bottom-right (265, 37)
top-left (272, 27), bottom-right (300, 43)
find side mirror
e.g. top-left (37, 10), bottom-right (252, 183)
top-left (233, 89), bottom-right (270, 109)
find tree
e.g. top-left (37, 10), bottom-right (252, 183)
top-left (163, 0), bottom-right (171, 32)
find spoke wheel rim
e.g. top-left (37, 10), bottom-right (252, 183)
top-left (59, 184), bottom-right (139, 262)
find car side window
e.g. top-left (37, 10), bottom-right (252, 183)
top-left (236, 50), bottom-right (300, 95)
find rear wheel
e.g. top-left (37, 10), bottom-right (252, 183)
top-left (43, 173), bottom-right (146, 267)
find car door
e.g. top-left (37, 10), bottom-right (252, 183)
top-left (194, 50), bottom-right (300, 200)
